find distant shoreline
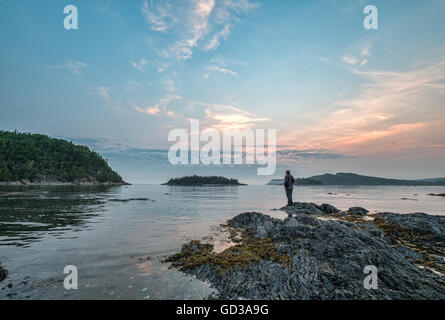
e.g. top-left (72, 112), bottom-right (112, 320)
top-left (267, 173), bottom-right (445, 186)
top-left (162, 183), bottom-right (247, 187)
top-left (0, 180), bottom-right (130, 186)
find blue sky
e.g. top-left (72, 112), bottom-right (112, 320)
top-left (1, 0), bottom-right (445, 184)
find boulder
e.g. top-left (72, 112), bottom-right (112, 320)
top-left (348, 207), bottom-right (369, 216)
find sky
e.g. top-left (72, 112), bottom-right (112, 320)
top-left (1, 0), bottom-right (444, 184)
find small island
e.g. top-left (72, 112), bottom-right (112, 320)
top-left (0, 130), bottom-right (127, 185)
top-left (163, 175), bottom-right (246, 186)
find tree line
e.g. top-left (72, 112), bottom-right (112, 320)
top-left (0, 131), bottom-right (123, 183)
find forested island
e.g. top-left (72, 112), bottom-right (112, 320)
top-left (0, 131), bottom-right (126, 185)
top-left (163, 175), bottom-right (246, 186)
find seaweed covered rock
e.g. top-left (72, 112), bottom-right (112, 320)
top-left (165, 209), bottom-right (445, 300)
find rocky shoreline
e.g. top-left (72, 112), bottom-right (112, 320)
top-left (0, 180), bottom-right (130, 186)
top-left (164, 202), bottom-right (445, 300)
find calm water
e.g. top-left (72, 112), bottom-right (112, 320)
top-left (1, 184), bottom-right (444, 300)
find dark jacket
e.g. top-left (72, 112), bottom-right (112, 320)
top-left (284, 174), bottom-right (295, 190)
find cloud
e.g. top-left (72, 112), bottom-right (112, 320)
top-left (207, 65), bottom-right (238, 77)
top-left (131, 59), bottom-right (148, 72)
top-left (341, 40), bottom-right (373, 67)
top-left (96, 86), bottom-right (110, 101)
top-left (277, 149), bottom-right (350, 161)
top-left (47, 61), bottom-right (88, 75)
top-left (141, 0), bottom-right (175, 32)
top-left (342, 55), bottom-right (358, 65)
top-left (133, 104), bottom-right (160, 115)
top-left (133, 94), bottom-right (183, 116)
top-left (204, 24), bottom-right (231, 51)
top-left (281, 59), bottom-right (445, 156)
top-left (197, 103), bottom-right (269, 130)
top-left (142, 0), bottom-right (258, 61)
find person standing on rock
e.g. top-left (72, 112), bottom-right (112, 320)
top-left (284, 169), bottom-right (295, 206)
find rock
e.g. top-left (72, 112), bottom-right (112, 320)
top-left (377, 212), bottom-right (445, 242)
top-left (167, 208), bottom-right (445, 300)
top-left (279, 202), bottom-right (342, 216)
top-left (347, 207), bottom-right (369, 216)
top-left (279, 202), bottom-right (323, 215)
top-left (0, 266), bottom-right (7, 282)
top-left (319, 203), bottom-right (341, 214)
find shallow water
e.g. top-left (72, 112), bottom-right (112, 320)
top-left (0, 184), bottom-right (444, 299)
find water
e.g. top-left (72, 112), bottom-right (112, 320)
top-left (0, 184), bottom-right (444, 299)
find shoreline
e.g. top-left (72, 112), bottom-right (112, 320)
top-left (162, 183), bottom-right (247, 187)
top-left (0, 180), bottom-right (130, 186)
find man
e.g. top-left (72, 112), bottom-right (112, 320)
top-left (284, 169), bottom-right (295, 206)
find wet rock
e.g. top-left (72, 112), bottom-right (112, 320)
top-left (280, 202), bottom-right (323, 215)
top-left (167, 207), bottom-right (445, 300)
top-left (280, 202), bottom-right (343, 216)
top-left (376, 212), bottom-right (445, 242)
top-left (0, 266), bottom-right (7, 282)
top-left (348, 207), bottom-right (369, 216)
top-left (319, 203), bottom-right (341, 214)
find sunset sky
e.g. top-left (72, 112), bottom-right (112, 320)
top-left (1, 0), bottom-right (444, 184)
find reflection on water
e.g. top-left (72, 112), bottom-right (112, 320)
top-left (0, 184), bottom-right (444, 300)
top-left (0, 186), bottom-right (117, 247)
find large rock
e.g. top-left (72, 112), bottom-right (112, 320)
top-left (172, 210), bottom-right (445, 300)
top-left (348, 207), bottom-right (369, 216)
top-left (280, 202), bottom-right (342, 215)
top-left (378, 212), bottom-right (445, 241)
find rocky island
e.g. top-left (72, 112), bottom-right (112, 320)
top-left (163, 175), bottom-right (246, 186)
top-left (0, 131), bottom-right (127, 185)
top-left (163, 202), bottom-right (445, 299)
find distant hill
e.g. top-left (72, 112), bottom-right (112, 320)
top-left (267, 173), bottom-right (445, 186)
top-left (0, 131), bottom-right (125, 184)
top-left (163, 175), bottom-right (246, 186)
top-left (267, 178), bottom-right (323, 186)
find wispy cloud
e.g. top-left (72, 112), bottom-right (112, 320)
top-left (342, 54), bottom-right (358, 65)
top-left (204, 24), bottom-right (231, 51)
top-left (47, 61), bottom-right (88, 75)
top-left (131, 59), bottom-right (148, 72)
top-left (207, 65), bottom-right (238, 77)
top-left (341, 40), bottom-right (373, 67)
top-left (195, 103), bottom-right (269, 130)
top-left (141, 0), bottom-right (175, 32)
top-left (142, 0), bottom-right (258, 61)
top-left (133, 94), bottom-right (183, 116)
top-left (96, 86), bottom-right (110, 101)
top-left (281, 59), bottom-right (445, 156)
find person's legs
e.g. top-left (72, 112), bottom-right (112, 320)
top-left (286, 189), bottom-right (293, 205)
